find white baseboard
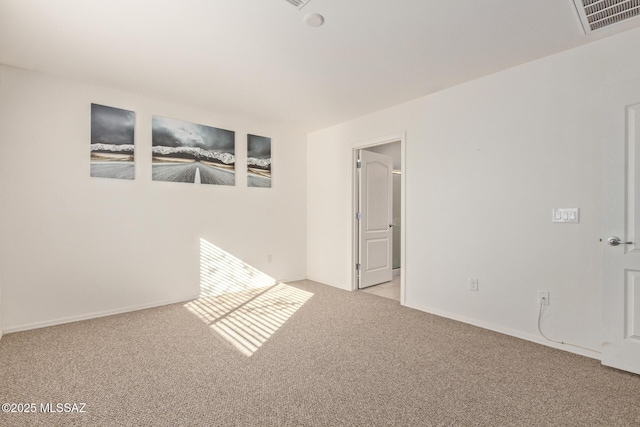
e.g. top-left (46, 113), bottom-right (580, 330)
top-left (392, 268), bottom-right (401, 277)
top-left (404, 300), bottom-right (602, 361)
top-left (278, 276), bottom-right (309, 284)
top-left (3, 278), bottom-right (309, 335)
top-left (3, 294), bottom-right (199, 334)
top-left (305, 275), bottom-right (351, 291)
top-left (2, 278), bottom-right (309, 334)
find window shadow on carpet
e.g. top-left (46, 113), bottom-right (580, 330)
top-left (183, 238), bottom-right (313, 356)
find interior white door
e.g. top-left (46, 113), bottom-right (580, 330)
top-left (602, 82), bottom-right (640, 375)
top-left (358, 150), bottom-right (393, 289)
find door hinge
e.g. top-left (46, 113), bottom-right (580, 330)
top-left (356, 263), bottom-right (361, 271)
top-left (355, 212), bottom-right (361, 220)
top-left (356, 159), bottom-right (361, 169)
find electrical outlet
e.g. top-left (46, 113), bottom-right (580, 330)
top-left (267, 254), bottom-right (272, 263)
top-left (469, 278), bottom-right (479, 291)
top-left (538, 291), bottom-right (549, 305)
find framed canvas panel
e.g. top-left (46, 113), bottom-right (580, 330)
top-left (247, 134), bottom-right (271, 188)
top-left (90, 104), bottom-right (135, 180)
top-left (152, 116), bottom-right (235, 185)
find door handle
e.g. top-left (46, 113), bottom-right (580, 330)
top-left (607, 236), bottom-right (633, 246)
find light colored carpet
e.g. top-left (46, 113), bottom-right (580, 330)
top-left (1, 279), bottom-right (639, 426)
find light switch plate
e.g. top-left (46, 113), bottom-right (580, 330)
top-left (552, 208), bottom-right (579, 223)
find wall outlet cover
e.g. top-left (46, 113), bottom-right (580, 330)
top-left (538, 290), bottom-right (550, 305)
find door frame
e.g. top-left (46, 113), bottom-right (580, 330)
top-left (351, 132), bottom-right (406, 305)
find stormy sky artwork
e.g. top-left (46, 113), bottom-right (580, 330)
top-left (151, 116), bottom-right (236, 186)
top-left (90, 103), bottom-right (135, 180)
top-left (247, 134), bottom-right (271, 188)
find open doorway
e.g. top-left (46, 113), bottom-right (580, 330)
top-left (352, 134), bottom-right (404, 304)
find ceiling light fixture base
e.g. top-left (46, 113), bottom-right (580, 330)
top-left (303, 13), bottom-right (324, 27)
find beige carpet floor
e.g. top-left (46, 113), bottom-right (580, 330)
top-left (1, 279), bottom-right (640, 426)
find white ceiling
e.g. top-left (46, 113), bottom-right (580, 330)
top-left (2, 0), bottom-right (640, 132)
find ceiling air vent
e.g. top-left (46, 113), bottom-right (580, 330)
top-left (284, 0), bottom-right (311, 9)
top-left (573, 0), bottom-right (640, 33)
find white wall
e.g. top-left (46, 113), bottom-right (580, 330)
top-left (307, 27), bottom-right (640, 357)
top-left (0, 66), bottom-right (307, 332)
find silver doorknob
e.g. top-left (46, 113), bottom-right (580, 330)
top-left (607, 236), bottom-right (633, 246)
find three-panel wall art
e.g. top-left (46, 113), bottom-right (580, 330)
top-left (90, 103), bottom-right (272, 188)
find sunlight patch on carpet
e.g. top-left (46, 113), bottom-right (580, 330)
top-left (184, 239), bottom-right (313, 356)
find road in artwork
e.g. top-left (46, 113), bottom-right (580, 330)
top-left (152, 162), bottom-right (235, 185)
